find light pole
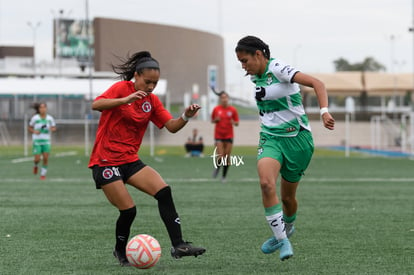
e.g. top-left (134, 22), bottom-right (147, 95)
top-left (27, 21), bottom-right (41, 76)
top-left (389, 34), bottom-right (398, 119)
top-left (409, 0), bottom-right (414, 156)
top-left (409, 1), bottom-right (414, 110)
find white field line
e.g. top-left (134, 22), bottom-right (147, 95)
top-left (11, 151), bottom-right (78, 163)
top-left (3, 177), bottom-right (414, 183)
top-left (54, 151), bottom-right (78, 157)
top-left (10, 157), bottom-right (33, 163)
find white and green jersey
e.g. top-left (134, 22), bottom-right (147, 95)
top-left (29, 114), bottom-right (56, 145)
top-left (251, 58), bottom-right (310, 137)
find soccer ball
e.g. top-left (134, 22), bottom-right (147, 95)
top-left (126, 234), bottom-right (161, 269)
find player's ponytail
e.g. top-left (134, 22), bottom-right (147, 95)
top-left (112, 51), bottom-right (160, 81)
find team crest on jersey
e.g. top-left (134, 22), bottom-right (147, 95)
top-left (142, 101), bottom-right (152, 112)
top-left (266, 73), bottom-right (273, 85)
top-left (102, 168), bottom-right (114, 179)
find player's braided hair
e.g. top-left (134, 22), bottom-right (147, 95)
top-left (112, 51), bottom-right (160, 81)
top-left (235, 36), bottom-right (271, 59)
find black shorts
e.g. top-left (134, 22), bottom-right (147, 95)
top-left (215, 138), bottom-right (233, 143)
top-left (91, 160), bottom-right (146, 189)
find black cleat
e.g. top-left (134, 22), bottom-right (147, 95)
top-left (171, 242), bottom-right (206, 259)
top-left (113, 249), bottom-right (131, 266)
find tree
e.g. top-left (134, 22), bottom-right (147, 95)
top-left (333, 57), bottom-right (386, 72)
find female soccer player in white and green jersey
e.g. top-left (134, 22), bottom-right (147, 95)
top-left (235, 36), bottom-right (335, 261)
top-left (28, 102), bottom-right (56, 180)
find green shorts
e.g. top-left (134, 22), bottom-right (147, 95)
top-left (257, 130), bottom-right (314, 183)
top-left (32, 143), bottom-right (51, 155)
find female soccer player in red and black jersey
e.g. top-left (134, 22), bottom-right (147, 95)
top-left (88, 51), bottom-right (206, 266)
top-left (211, 91), bottom-right (239, 182)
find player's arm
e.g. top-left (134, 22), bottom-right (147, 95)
top-left (232, 111), bottom-right (239, 127)
top-left (164, 104), bottom-right (201, 133)
top-left (92, 90), bottom-right (148, 111)
top-left (50, 118), bottom-right (57, 132)
top-left (231, 108), bottom-right (240, 126)
top-left (211, 109), bottom-right (220, 123)
top-left (292, 72), bottom-right (335, 130)
top-left (28, 125), bottom-right (39, 134)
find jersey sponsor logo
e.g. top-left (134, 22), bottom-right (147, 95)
top-left (285, 127), bottom-right (297, 132)
top-left (142, 101), bottom-right (152, 112)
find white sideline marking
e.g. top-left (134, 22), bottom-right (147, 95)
top-left (11, 151), bottom-right (78, 163)
top-left (11, 157), bottom-right (32, 163)
top-left (55, 151), bottom-right (78, 157)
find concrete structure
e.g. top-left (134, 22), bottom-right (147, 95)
top-left (1, 17), bottom-right (413, 154)
top-left (0, 119), bottom-right (388, 148)
top-left (93, 17), bottom-right (225, 104)
top-left (0, 46), bottom-right (33, 58)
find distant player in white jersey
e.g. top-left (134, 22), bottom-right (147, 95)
top-left (235, 35), bottom-right (335, 261)
top-left (28, 102), bottom-right (56, 180)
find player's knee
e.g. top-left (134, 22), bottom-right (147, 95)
top-left (154, 186), bottom-right (172, 201)
top-left (259, 179), bottom-right (274, 194)
top-left (281, 196), bottom-right (296, 207)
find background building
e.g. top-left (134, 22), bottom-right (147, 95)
top-left (0, 17), bottom-right (413, 155)
top-left (94, 17), bottom-right (225, 106)
top-left (0, 17), bottom-right (225, 120)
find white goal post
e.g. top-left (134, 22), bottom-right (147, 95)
top-left (370, 112), bottom-right (414, 156)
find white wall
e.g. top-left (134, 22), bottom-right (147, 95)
top-left (145, 120), bottom-right (374, 148)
